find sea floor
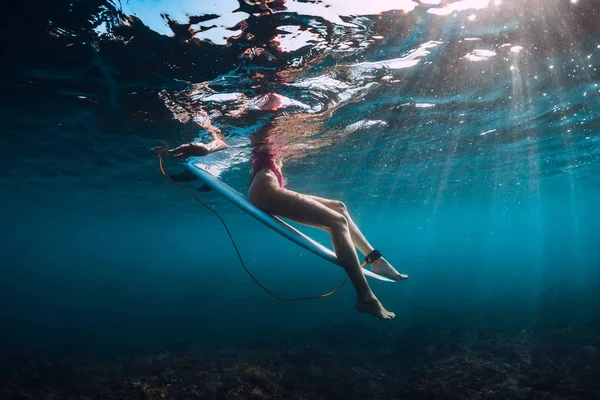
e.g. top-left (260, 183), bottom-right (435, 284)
top-left (2, 322), bottom-right (599, 400)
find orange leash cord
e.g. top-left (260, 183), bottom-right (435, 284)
top-left (156, 150), bottom-right (348, 302)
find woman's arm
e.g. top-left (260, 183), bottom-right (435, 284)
top-left (168, 124), bottom-right (229, 159)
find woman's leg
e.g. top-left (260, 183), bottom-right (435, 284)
top-left (305, 195), bottom-right (407, 281)
top-left (304, 195), bottom-right (373, 255)
top-left (249, 177), bottom-right (395, 320)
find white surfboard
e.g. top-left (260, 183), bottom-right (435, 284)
top-left (186, 161), bottom-right (394, 283)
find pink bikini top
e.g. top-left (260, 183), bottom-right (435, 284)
top-left (251, 145), bottom-right (284, 188)
top-left (249, 92), bottom-right (285, 188)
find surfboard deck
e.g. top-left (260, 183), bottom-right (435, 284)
top-left (186, 161), bottom-right (394, 283)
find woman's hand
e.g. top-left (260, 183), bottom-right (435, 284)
top-left (167, 142), bottom-right (211, 158)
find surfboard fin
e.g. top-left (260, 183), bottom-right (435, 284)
top-left (169, 169), bottom-right (199, 183)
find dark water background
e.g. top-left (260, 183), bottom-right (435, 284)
top-left (1, 0), bottom-right (600, 398)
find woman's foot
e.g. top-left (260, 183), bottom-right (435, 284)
top-left (355, 297), bottom-right (395, 321)
top-left (370, 257), bottom-right (407, 281)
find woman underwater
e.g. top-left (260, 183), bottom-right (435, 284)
top-left (167, 87), bottom-right (407, 321)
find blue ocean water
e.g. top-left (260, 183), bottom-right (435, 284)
top-left (1, 0), bottom-right (600, 398)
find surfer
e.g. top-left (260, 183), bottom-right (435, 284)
top-left (167, 94), bottom-right (407, 321)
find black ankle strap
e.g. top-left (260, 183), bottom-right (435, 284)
top-left (363, 249), bottom-right (382, 266)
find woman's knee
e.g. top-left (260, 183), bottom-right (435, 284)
top-left (326, 211), bottom-right (349, 231)
top-left (331, 200), bottom-right (348, 215)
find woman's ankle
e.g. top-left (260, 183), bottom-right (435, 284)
top-left (358, 292), bottom-right (378, 303)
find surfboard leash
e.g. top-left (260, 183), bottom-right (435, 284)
top-left (156, 150), bottom-right (348, 302)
